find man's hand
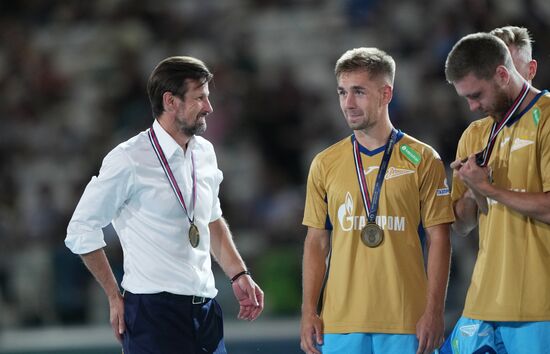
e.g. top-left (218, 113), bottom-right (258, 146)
top-left (231, 275), bottom-right (264, 321)
top-left (452, 154), bottom-right (490, 214)
top-left (108, 292), bottom-right (125, 343)
top-left (454, 154), bottom-right (491, 193)
top-left (300, 312), bottom-right (323, 354)
top-left (415, 309), bottom-right (444, 354)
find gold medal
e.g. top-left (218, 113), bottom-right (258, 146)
top-left (361, 222), bottom-right (383, 248)
top-left (189, 223), bottom-right (200, 248)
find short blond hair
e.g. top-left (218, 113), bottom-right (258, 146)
top-left (335, 47), bottom-right (395, 85)
top-left (490, 26), bottom-right (533, 61)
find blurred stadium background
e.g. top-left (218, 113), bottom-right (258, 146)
top-left (0, 0), bottom-right (549, 353)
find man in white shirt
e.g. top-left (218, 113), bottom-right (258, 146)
top-left (66, 56), bottom-right (264, 353)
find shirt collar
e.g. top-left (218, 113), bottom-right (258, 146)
top-left (152, 119), bottom-right (195, 159)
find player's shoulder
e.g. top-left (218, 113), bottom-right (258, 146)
top-left (398, 133), bottom-right (441, 161)
top-left (457, 117), bottom-right (493, 146)
top-left (535, 91), bottom-right (550, 112)
top-left (465, 116), bottom-right (493, 133)
top-left (312, 135), bottom-right (351, 163)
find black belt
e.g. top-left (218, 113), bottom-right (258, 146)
top-left (124, 291), bottom-right (211, 305)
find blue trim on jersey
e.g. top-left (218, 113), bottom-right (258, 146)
top-left (324, 195), bottom-right (333, 230)
top-left (418, 222), bottom-right (427, 261)
top-left (351, 130), bottom-right (405, 156)
top-left (507, 89), bottom-right (549, 126)
top-left (417, 223), bottom-right (426, 249)
top-left (325, 214), bottom-right (333, 230)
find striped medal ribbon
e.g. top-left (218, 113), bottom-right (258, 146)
top-left (148, 127), bottom-right (200, 248)
top-left (476, 82), bottom-right (530, 166)
top-left (353, 128), bottom-right (398, 247)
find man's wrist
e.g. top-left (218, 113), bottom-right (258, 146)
top-left (230, 270), bottom-right (251, 284)
top-left (301, 304), bottom-right (318, 315)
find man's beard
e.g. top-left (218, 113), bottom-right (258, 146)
top-left (488, 85), bottom-right (514, 122)
top-left (177, 114), bottom-right (207, 136)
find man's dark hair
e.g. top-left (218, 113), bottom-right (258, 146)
top-left (147, 56), bottom-right (213, 118)
top-left (445, 32), bottom-right (513, 83)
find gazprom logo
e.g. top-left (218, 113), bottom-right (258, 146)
top-left (337, 192), bottom-right (405, 232)
top-left (337, 192), bottom-right (355, 232)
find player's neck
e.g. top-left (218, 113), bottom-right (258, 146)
top-left (510, 77), bottom-right (541, 116)
top-left (517, 87), bottom-right (541, 114)
top-left (354, 119), bottom-right (394, 150)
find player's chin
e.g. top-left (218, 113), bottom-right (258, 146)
top-left (196, 123), bottom-right (207, 135)
top-left (347, 122), bottom-right (364, 130)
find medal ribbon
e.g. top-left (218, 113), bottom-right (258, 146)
top-left (478, 82), bottom-right (530, 166)
top-left (148, 126), bottom-right (196, 224)
top-left (353, 129), bottom-right (398, 223)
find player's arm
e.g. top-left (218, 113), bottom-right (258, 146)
top-left (416, 223), bottom-right (451, 354)
top-left (451, 184), bottom-right (488, 236)
top-left (80, 249), bottom-right (125, 342)
top-left (458, 154), bottom-right (550, 224)
top-left (209, 217), bottom-right (263, 321)
top-left (300, 227), bottom-right (330, 354)
top-left (479, 185), bottom-right (550, 224)
top-left (450, 156), bottom-right (490, 236)
top-left (451, 190), bottom-right (478, 236)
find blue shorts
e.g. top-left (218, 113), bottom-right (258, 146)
top-left (321, 333), bottom-right (439, 354)
top-left (441, 316), bottom-right (550, 354)
top-left (123, 291), bottom-right (226, 354)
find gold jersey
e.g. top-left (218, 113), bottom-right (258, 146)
top-left (452, 92), bottom-right (550, 321)
top-left (303, 131), bottom-right (454, 334)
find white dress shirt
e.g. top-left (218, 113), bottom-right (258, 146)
top-left (66, 120), bottom-right (223, 298)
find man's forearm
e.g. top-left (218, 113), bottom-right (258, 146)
top-left (479, 185), bottom-right (550, 224)
top-left (424, 224), bottom-right (451, 315)
top-left (209, 217), bottom-right (247, 278)
top-left (302, 229), bottom-right (329, 315)
top-left (452, 196), bottom-right (478, 236)
top-left (81, 249), bottom-right (121, 299)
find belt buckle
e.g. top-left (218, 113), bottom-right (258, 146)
top-left (192, 296), bottom-right (205, 304)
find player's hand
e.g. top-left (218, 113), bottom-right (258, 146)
top-left (455, 154), bottom-right (491, 192)
top-left (300, 312), bottom-right (323, 354)
top-left (108, 292), bottom-right (125, 343)
top-left (231, 275), bottom-right (264, 321)
top-left (450, 157), bottom-right (466, 170)
top-left (416, 309), bottom-right (444, 354)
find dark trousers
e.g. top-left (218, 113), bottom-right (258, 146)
top-left (123, 291), bottom-right (226, 354)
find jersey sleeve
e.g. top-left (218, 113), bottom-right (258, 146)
top-left (303, 154), bottom-right (329, 229)
top-left (537, 105), bottom-right (550, 192)
top-left (451, 128), bottom-right (471, 203)
top-left (419, 149), bottom-right (455, 228)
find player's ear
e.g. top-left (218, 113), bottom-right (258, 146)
top-left (381, 84), bottom-right (393, 105)
top-left (528, 59), bottom-right (537, 82)
top-left (494, 65), bottom-right (510, 87)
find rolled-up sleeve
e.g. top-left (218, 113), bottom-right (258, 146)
top-left (65, 146), bottom-right (134, 254)
top-left (209, 168), bottom-right (224, 223)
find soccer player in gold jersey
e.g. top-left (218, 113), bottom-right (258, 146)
top-left (443, 31), bottom-right (550, 353)
top-left (452, 26), bottom-right (538, 236)
top-left (300, 47), bottom-right (454, 354)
